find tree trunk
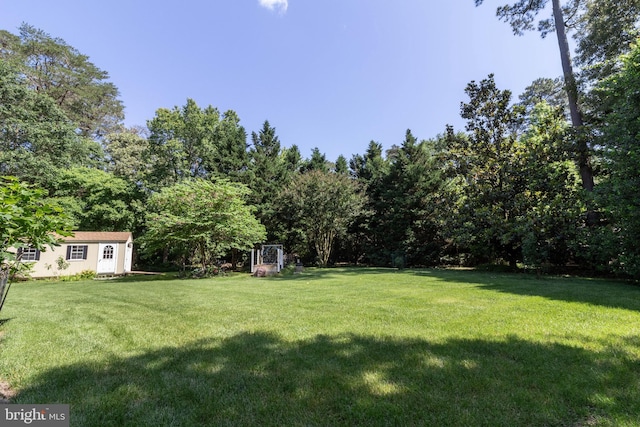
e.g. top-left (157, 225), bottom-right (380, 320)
top-left (315, 231), bottom-right (334, 267)
top-left (0, 268), bottom-right (10, 312)
top-left (231, 248), bottom-right (239, 270)
top-left (552, 0), bottom-right (595, 193)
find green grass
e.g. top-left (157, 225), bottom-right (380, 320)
top-left (1, 268), bottom-right (640, 426)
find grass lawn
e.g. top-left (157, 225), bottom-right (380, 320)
top-left (1, 268), bottom-right (640, 426)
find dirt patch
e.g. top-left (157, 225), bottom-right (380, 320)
top-left (0, 380), bottom-right (15, 403)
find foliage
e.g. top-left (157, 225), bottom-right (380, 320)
top-left (593, 42), bottom-right (640, 277)
top-left (518, 77), bottom-right (568, 124)
top-left (278, 171), bottom-right (365, 266)
top-left (2, 18), bottom-right (638, 275)
top-left (376, 131), bottom-right (448, 266)
top-left (0, 24), bottom-right (124, 139)
top-left (57, 270), bottom-right (97, 282)
top-left (0, 60), bottom-right (100, 184)
top-left (517, 102), bottom-right (583, 268)
top-left (475, 0), bottom-right (596, 194)
top-left (334, 155), bottom-right (349, 175)
top-left (446, 75), bottom-right (525, 266)
top-left (104, 127), bottom-right (151, 184)
top-left (214, 110), bottom-right (249, 179)
top-left (0, 176), bottom-right (73, 310)
top-left (573, 0), bottom-right (640, 85)
top-left (346, 141), bottom-right (390, 264)
top-left (46, 167), bottom-right (143, 232)
top-left (282, 145), bottom-right (303, 173)
top-left (44, 256), bottom-right (70, 278)
top-left (146, 99), bottom-right (248, 189)
top-left (141, 178), bottom-right (266, 270)
top-left (302, 147), bottom-right (330, 173)
top-left (245, 121), bottom-right (291, 243)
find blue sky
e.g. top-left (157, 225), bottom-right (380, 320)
top-left (1, 0), bottom-right (563, 162)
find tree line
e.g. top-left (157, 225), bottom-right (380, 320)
top-left (1, 2), bottom-right (640, 278)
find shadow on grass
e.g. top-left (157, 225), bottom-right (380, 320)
top-left (13, 332), bottom-right (640, 426)
top-left (412, 268), bottom-right (640, 312)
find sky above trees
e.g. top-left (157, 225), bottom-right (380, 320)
top-left (1, 1), bottom-right (563, 161)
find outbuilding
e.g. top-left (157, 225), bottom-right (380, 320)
top-left (20, 231), bottom-right (133, 278)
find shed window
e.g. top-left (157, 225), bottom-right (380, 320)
top-left (102, 245), bottom-right (114, 259)
top-left (66, 245), bottom-right (88, 261)
top-left (18, 247), bottom-right (40, 261)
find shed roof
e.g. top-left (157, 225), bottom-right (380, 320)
top-left (64, 231), bottom-right (132, 243)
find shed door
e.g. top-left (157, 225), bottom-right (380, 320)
top-left (97, 243), bottom-right (117, 274)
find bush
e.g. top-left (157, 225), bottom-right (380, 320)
top-left (79, 270), bottom-right (97, 280)
top-left (58, 270), bottom-right (97, 282)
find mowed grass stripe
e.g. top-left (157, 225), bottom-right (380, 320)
top-left (1, 268), bottom-right (639, 426)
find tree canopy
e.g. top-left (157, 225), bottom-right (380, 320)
top-left (278, 170), bottom-right (365, 267)
top-left (0, 23), bottom-right (124, 139)
top-left (3, 18), bottom-right (640, 277)
top-left (141, 179), bottom-right (266, 270)
top-left (0, 177), bottom-right (73, 310)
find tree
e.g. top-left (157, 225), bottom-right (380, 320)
top-left (475, 0), bottom-right (595, 192)
top-left (213, 110), bottom-right (249, 180)
top-left (517, 102), bottom-right (583, 268)
top-left (302, 148), bottom-right (329, 173)
top-left (146, 99), bottom-right (248, 189)
top-left (0, 177), bottom-right (73, 311)
top-left (594, 42), bottom-right (640, 277)
top-left (347, 141), bottom-right (390, 265)
top-left (573, 0), bottom-right (640, 85)
top-left (278, 171), bottom-right (365, 266)
top-left (147, 99), bottom-right (220, 187)
top-left (518, 77), bottom-right (568, 121)
top-left (349, 141), bottom-right (387, 182)
top-left (334, 155), bottom-right (349, 175)
top-left (446, 75), bottom-right (526, 267)
top-left (283, 145), bottom-right (303, 174)
top-left (141, 179), bottom-right (266, 271)
top-left (47, 167), bottom-right (142, 233)
top-left (0, 60), bottom-right (100, 184)
top-left (104, 127), bottom-right (151, 184)
top-left (375, 130), bottom-right (448, 266)
top-left (246, 121), bottom-right (289, 242)
top-left (444, 76), bottom-right (586, 269)
top-left (0, 24), bottom-right (124, 139)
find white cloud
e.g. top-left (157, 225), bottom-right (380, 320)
top-left (258, 0), bottom-right (288, 13)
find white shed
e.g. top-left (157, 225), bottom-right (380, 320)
top-left (20, 231), bottom-right (133, 278)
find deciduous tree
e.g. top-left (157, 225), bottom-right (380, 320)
top-left (47, 167), bottom-right (142, 233)
top-left (0, 177), bottom-right (73, 311)
top-left (141, 179), bottom-right (265, 271)
top-left (447, 75), bottom-right (525, 267)
top-left (278, 171), bottom-right (365, 266)
top-left (147, 99), bottom-right (220, 187)
top-left (104, 127), bottom-right (151, 185)
top-left (594, 43), bottom-right (640, 277)
top-left (147, 99), bottom-right (248, 189)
